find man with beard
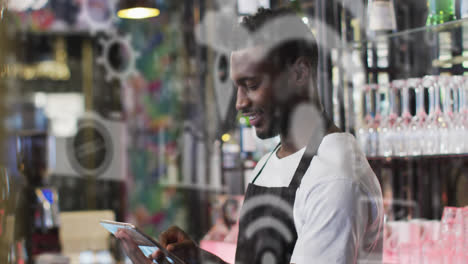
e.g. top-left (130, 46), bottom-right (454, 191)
top-left (117, 7), bottom-right (383, 264)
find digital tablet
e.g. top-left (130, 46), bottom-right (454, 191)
top-left (100, 220), bottom-right (185, 264)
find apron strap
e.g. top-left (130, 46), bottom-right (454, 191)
top-left (288, 114), bottom-right (332, 189)
top-left (288, 153), bottom-right (314, 188)
top-left (251, 142), bottom-right (281, 184)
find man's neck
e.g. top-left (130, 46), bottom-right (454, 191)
top-left (276, 115), bottom-right (341, 159)
top-left (276, 137), bottom-right (299, 159)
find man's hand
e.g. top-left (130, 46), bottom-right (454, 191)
top-left (115, 229), bottom-right (153, 264)
top-left (152, 226), bottom-right (199, 264)
top-left (117, 226), bottom-right (226, 264)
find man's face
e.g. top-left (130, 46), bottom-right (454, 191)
top-left (230, 46), bottom-right (284, 139)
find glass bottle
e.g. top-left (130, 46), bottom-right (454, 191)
top-left (426, 0), bottom-right (456, 25)
top-left (390, 80), bottom-right (405, 157)
top-left (462, 0), bottom-right (468, 18)
top-left (367, 85), bottom-right (380, 157)
top-left (459, 77), bottom-right (468, 153)
top-left (438, 76), bottom-right (452, 154)
top-left (377, 85), bottom-right (387, 157)
top-left (447, 76), bottom-right (462, 154)
top-left (379, 83), bottom-right (397, 157)
top-left (372, 85), bottom-right (382, 157)
top-left (367, 0), bottom-right (397, 35)
top-left (358, 85), bottom-right (374, 156)
top-left (408, 78), bottom-right (425, 156)
top-left (393, 80), bottom-right (412, 157)
top-left (422, 76), bottom-right (442, 155)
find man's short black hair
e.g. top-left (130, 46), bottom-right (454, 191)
top-left (240, 7), bottom-right (292, 32)
top-left (233, 8), bottom-right (318, 81)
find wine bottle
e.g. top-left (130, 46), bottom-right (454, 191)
top-left (426, 0), bottom-right (456, 25)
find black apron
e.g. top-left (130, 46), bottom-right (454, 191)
top-left (235, 143), bottom-right (315, 264)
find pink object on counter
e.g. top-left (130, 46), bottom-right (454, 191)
top-left (463, 207), bottom-right (468, 249)
top-left (200, 240), bottom-right (236, 264)
top-left (383, 206), bottom-right (468, 264)
top-left (398, 242), bottom-right (420, 264)
top-left (383, 221), bottom-right (400, 263)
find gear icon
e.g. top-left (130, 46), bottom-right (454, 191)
top-left (96, 32), bottom-right (141, 83)
top-left (78, 0), bottom-right (118, 35)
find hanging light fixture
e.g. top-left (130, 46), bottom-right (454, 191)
top-left (117, 0), bottom-right (160, 19)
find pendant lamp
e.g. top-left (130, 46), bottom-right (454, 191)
top-left (117, 0), bottom-right (160, 19)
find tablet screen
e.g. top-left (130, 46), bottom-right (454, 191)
top-left (100, 220), bottom-right (178, 264)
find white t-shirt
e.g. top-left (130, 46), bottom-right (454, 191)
top-left (249, 132), bottom-right (383, 264)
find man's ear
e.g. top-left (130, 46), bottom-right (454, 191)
top-left (291, 57), bottom-right (311, 87)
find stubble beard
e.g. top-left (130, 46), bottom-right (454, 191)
top-left (254, 108), bottom-right (286, 140)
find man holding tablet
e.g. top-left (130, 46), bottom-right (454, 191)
top-left (117, 7), bottom-right (383, 264)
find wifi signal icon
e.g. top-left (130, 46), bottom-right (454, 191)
top-left (237, 194), bottom-right (296, 264)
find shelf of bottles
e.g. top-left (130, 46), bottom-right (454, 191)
top-left (336, 10), bottom-right (468, 158)
top-left (357, 75), bottom-right (468, 158)
top-left (384, 206), bottom-right (468, 264)
top-left (349, 17), bottom-right (468, 48)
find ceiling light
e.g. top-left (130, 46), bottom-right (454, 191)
top-left (117, 0), bottom-right (160, 19)
top-left (221, 133), bottom-right (231, 142)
